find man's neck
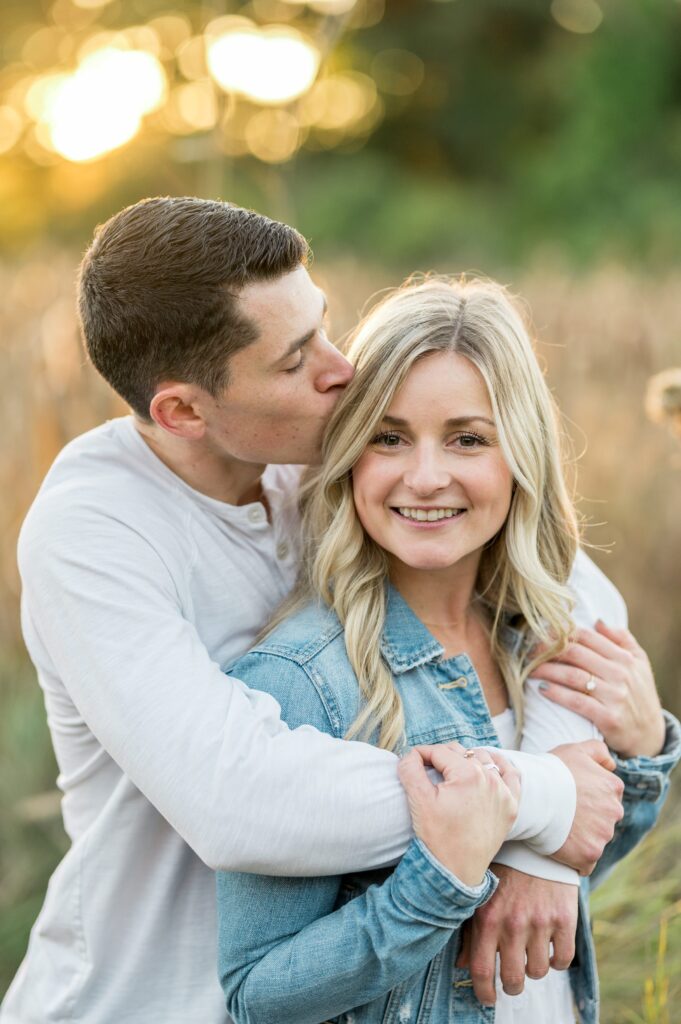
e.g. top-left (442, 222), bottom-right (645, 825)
top-left (133, 418), bottom-right (265, 506)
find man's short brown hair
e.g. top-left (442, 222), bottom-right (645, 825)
top-left (77, 196), bottom-right (309, 419)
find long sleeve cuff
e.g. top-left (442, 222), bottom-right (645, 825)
top-left (612, 709), bottom-right (681, 801)
top-left (495, 750), bottom-right (577, 855)
top-left (492, 843), bottom-right (580, 885)
top-left (391, 838), bottom-right (498, 927)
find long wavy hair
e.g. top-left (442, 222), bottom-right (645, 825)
top-left (272, 276), bottom-right (579, 751)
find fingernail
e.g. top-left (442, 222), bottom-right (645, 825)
top-left (538, 682), bottom-right (549, 692)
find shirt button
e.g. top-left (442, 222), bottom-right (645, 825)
top-left (248, 506), bottom-right (266, 524)
top-left (276, 541), bottom-right (290, 560)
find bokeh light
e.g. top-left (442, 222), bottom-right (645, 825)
top-left (0, 106), bottom-right (23, 154)
top-left (30, 47), bottom-right (167, 162)
top-left (206, 19), bottom-right (320, 105)
top-left (299, 71), bottom-right (380, 132)
top-left (551, 0), bottom-right (603, 34)
top-left (279, 0), bottom-right (359, 11)
top-left (245, 108), bottom-right (301, 162)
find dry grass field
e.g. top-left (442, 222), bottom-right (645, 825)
top-left (1, 256), bottom-right (679, 1020)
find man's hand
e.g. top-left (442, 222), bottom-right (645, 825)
top-left (456, 865), bottom-right (578, 1006)
top-left (551, 739), bottom-right (624, 875)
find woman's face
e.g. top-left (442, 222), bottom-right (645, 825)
top-left (352, 351), bottom-right (514, 578)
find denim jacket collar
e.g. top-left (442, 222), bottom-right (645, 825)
top-left (380, 587), bottom-right (444, 675)
top-left (379, 585), bottom-right (524, 676)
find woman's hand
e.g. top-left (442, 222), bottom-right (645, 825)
top-left (398, 742), bottom-right (520, 887)
top-left (534, 621), bottom-right (666, 758)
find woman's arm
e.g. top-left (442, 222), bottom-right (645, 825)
top-left (217, 650), bottom-right (500, 1024)
top-left (219, 839), bottom-right (495, 1024)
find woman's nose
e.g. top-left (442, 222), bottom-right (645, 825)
top-left (403, 448), bottom-right (451, 495)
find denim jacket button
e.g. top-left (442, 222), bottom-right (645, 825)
top-left (438, 676), bottom-right (468, 690)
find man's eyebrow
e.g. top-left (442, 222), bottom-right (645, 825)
top-left (382, 414), bottom-right (495, 427)
top-left (276, 293), bottom-right (328, 364)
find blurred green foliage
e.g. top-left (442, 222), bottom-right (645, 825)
top-left (2, 0), bottom-right (681, 269)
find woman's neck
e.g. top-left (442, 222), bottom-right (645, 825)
top-left (389, 557), bottom-right (482, 652)
top-left (389, 557), bottom-right (509, 717)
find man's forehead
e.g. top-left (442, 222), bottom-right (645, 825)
top-left (237, 266), bottom-right (321, 322)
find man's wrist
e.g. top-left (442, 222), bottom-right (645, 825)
top-left (492, 843), bottom-right (580, 886)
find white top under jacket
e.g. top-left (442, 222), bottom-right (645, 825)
top-left (1, 416), bottom-right (625, 1024)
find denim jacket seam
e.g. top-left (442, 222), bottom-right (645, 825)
top-left (238, 648), bottom-right (345, 737)
top-left (254, 621), bottom-right (346, 667)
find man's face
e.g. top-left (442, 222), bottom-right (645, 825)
top-left (202, 266), bottom-right (354, 465)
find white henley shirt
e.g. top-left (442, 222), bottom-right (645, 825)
top-left (1, 416), bottom-right (625, 1024)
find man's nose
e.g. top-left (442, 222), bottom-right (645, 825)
top-left (315, 342), bottom-right (354, 392)
top-left (403, 447), bottom-right (451, 494)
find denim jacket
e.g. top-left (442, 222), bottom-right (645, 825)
top-left (217, 589), bottom-right (680, 1024)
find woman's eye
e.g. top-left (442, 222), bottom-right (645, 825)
top-left (454, 432), bottom-right (488, 448)
top-left (371, 431), bottom-right (403, 447)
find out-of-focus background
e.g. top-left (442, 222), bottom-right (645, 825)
top-left (1, 0), bottom-right (680, 1018)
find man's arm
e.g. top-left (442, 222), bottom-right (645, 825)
top-left (19, 500), bottom-right (414, 874)
top-left (19, 498), bottom-right (579, 876)
top-left (588, 709), bottom-right (681, 890)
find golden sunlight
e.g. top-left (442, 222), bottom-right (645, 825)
top-left (37, 47), bottom-right (166, 162)
top-left (206, 21), bottom-right (320, 105)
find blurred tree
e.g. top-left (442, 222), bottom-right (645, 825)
top-left (1, 0), bottom-right (681, 267)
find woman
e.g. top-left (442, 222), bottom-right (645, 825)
top-left (216, 277), bottom-right (679, 1024)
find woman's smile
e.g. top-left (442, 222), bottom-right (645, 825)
top-left (352, 350), bottom-right (514, 575)
top-left (391, 506), bottom-right (467, 526)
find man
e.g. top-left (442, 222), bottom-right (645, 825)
top-left (2, 197), bottom-right (629, 1022)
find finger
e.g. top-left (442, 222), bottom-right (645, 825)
top-left (456, 921), bottom-right (471, 968)
top-left (466, 747), bottom-right (495, 766)
top-left (497, 938), bottom-right (527, 997)
top-left (533, 660), bottom-right (616, 700)
top-left (487, 752), bottom-right (521, 803)
top-left (576, 737), bottom-right (617, 771)
top-left (525, 929), bottom-right (551, 981)
top-left (595, 619), bottom-right (643, 656)
top-left (550, 922), bottom-right (577, 971)
top-left (468, 931), bottom-right (499, 1007)
top-left (397, 749), bottom-right (437, 804)
top-left (543, 642), bottom-right (619, 684)
top-left (411, 741), bottom-right (464, 778)
top-left (538, 680), bottom-right (611, 730)
top-left (572, 626), bottom-right (635, 665)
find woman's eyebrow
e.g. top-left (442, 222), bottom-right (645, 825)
top-left (382, 414), bottom-right (495, 427)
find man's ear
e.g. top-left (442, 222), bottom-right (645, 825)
top-left (149, 383), bottom-right (207, 440)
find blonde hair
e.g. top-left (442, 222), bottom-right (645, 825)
top-left (275, 276), bottom-right (579, 751)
